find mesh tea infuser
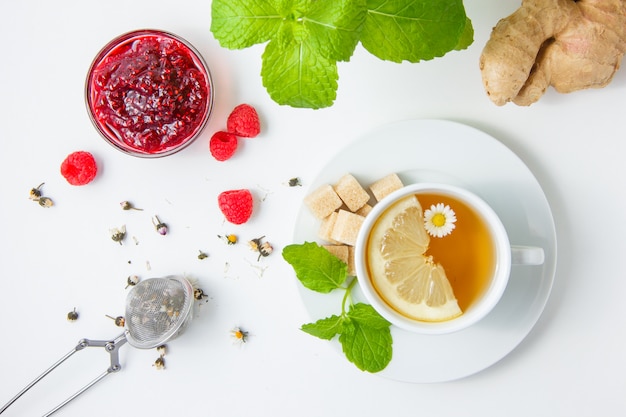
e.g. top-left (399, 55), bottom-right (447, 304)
top-left (0, 276), bottom-right (194, 416)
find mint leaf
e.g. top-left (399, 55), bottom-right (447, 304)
top-left (304, 0), bottom-right (367, 61)
top-left (302, 305), bottom-right (393, 372)
top-left (282, 242), bottom-right (347, 293)
top-left (301, 315), bottom-right (344, 340)
top-left (211, 0), bottom-right (282, 49)
top-left (347, 302), bottom-right (391, 329)
top-left (339, 304), bottom-right (392, 372)
top-left (211, 0), bottom-right (473, 108)
top-left (283, 243), bottom-right (393, 373)
top-left (361, 0), bottom-right (468, 62)
top-left (261, 30), bottom-right (338, 109)
top-left (261, 35), bottom-right (339, 109)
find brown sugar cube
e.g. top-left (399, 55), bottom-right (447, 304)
top-left (355, 203), bottom-right (373, 217)
top-left (333, 174), bottom-right (370, 212)
top-left (347, 246), bottom-right (356, 277)
top-left (304, 184), bottom-right (343, 219)
top-left (318, 211), bottom-right (339, 243)
top-left (369, 173), bottom-right (403, 202)
top-left (322, 245), bottom-right (349, 265)
top-left (330, 209), bottom-right (365, 246)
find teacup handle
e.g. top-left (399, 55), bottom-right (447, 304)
top-left (511, 245), bottom-right (545, 265)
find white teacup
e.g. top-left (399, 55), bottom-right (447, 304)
top-left (355, 183), bottom-right (544, 334)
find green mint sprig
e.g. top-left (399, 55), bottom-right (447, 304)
top-left (211, 0), bottom-right (473, 109)
top-left (282, 242), bottom-right (392, 373)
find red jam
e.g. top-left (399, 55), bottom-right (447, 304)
top-left (86, 30), bottom-right (213, 157)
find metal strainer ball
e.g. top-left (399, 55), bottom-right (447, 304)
top-left (0, 276), bottom-right (195, 416)
top-left (125, 275), bottom-right (194, 348)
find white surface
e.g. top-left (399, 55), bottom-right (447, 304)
top-left (293, 120), bottom-right (556, 381)
top-left (0, 1), bottom-right (625, 416)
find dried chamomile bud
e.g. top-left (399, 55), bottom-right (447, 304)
top-left (152, 216), bottom-right (168, 235)
top-left (30, 183), bottom-right (54, 207)
top-left (29, 183), bottom-right (45, 200)
top-left (125, 275), bottom-right (140, 289)
top-left (286, 177), bottom-right (302, 187)
top-left (194, 288), bottom-right (208, 301)
top-left (106, 315), bottom-right (126, 327)
top-left (67, 308), bottom-right (79, 322)
top-left (249, 236), bottom-right (273, 261)
top-left (120, 201), bottom-right (143, 211)
top-left (110, 225), bottom-right (127, 245)
top-left (153, 356), bottom-right (165, 370)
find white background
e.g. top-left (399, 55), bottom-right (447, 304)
top-left (1, 1), bottom-right (625, 416)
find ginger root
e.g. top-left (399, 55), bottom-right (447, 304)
top-left (479, 0), bottom-right (626, 106)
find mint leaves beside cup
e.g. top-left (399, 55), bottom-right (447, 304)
top-left (283, 242), bottom-right (392, 373)
top-left (211, 0), bottom-right (473, 109)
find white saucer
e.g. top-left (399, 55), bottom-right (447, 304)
top-left (292, 119), bottom-right (557, 383)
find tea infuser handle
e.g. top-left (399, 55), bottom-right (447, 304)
top-left (0, 345), bottom-right (81, 414)
top-left (0, 332), bottom-right (127, 416)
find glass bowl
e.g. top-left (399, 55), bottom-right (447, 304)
top-left (85, 29), bottom-right (214, 158)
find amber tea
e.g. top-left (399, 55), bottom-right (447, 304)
top-left (416, 192), bottom-right (496, 312)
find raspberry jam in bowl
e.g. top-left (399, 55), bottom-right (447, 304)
top-left (85, 29), bottom-right (214, 157)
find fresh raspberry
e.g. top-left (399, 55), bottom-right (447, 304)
top-left (60, 151), bottom-right (98, 185)
top-left (209, 131), bottom-right (238, 161)
top-left (227, 104), bottom-right (260, 138)
top-left (218, 189), bottom-right (254, 225)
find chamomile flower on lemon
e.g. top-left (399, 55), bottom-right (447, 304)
top-left (424, 203), bottom-right (456, 238)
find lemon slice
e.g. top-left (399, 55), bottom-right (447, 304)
top-left (366, 195), bottom-right (462, 322)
